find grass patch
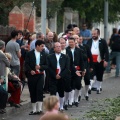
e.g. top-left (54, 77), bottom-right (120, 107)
top-left (84, 96), bottom-right (120, 120)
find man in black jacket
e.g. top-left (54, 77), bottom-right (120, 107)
top-left (25, 40), bottom-right (47, 115)
top-left (76, 35), bottom-right (93, 100)
top-left (47, 42), bottom-right (70, 111)
top-left (87, 29), bottom-right (109, 94)
top-left (67, 37), bottom-right (85, 107)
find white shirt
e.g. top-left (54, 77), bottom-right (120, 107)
top-left (91, 39), bottom-right (99, 55)
top-left (71, 48), bottom-right (75, 61)
top-left (35, 49), bottom-right (40, 65)
top-left (61, 49), bottom-right (66, 55)
top-left (55, 53), bottom-right (61, 74)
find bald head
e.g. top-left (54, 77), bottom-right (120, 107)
top-left (54, 42), bottom-right (61, 54)
top-left (73, 27), bottom-right (80, 35)
top-left (47, 32), bottom-right (54, 41)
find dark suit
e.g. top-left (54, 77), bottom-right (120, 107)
top-left (25, 50), bottom-right (47, 103)
top-left (47, 53), bottom-right (70, 97)
top-left (67, 47), bottom-right (84, 90)
top-left (87, 38), bottom-right (109, 81)
top-left (79, 44), bottom-right (93, 85)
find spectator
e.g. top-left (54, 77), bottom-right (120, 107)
top-left (0, 77), bottom-right (8, 114)
top-left (6, 30), bottom-right (21, 76)
top-left (80, 23), bottom-right (91, 44)
top-left (73, 27), bottom-right (80, 36)
top-left (41, 96), bottom-right (68, 119)
top-left (110, 29), bottom-right (120, 77)
top-left (45, 31), bottom-right (54, 50)
top-left (0, 40), bottom-right (10, 91)
top-left (40, 114), bottom-right (69, 120)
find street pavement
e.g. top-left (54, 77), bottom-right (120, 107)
top-left (0, 70), bottom-right (120, 120)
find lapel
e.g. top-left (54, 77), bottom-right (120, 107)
top-left (98, 38), bottom-right (102, 52)
top-left (40, 52), bottom-right (43, 64)
top-left (89, 39), bottom-right (92, 49)
top-left (53, 54), bottom-right (57, 68)
top-left (59, 54), bottom-right (63, 67)
top-left (32, 50), bottom-right (36, 64)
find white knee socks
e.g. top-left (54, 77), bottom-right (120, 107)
top-left (59, 97), bottom-right (64, 110)
top-left (69, 90), bottom-right (75, 105)
top-left (85, 85), bottom-right (89, 96)
top-left (37, 102), bottom-right (42, 112)
top-left (74, 89), bottom-right (79, 103)
top-left (32, 103), bottom-right (37, 113)
top-left (64, 92), bottom-right (69, 105)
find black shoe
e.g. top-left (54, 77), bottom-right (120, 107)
top-left (0, 109), bottom-right (6, 114)
top-left (85, 96), bottom-right (89, 101)
top-left (29, 111), bottom-right (37, 115)
top-left (100, 88), bottom-right (102, 91)
top-left (59, 109), bottom-right (64, 113)
top-left (88, 89), bottom-right (91, 94)
top-left (9, 101), bottom-right (20, 108)
top-left (74, 102), bottom-right (78, 107)
top-left (97, 90), bottom-right (101, 94)
top-left (91, 87), bottom-right (97, 91)
top-left (64, 105), bottom-right (68, 110)
top-left (78, 96), bottom-right (81, 101)
top-left (36, 111), bottom-right (44, 115)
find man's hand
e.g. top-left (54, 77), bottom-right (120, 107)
top-left (31, 70), bottom-right (36, 75)
top-left (82, 71), bottom-right (86, 77)
top-left (56, 74), bottom-right (61, 79)
top-left (35, 65), bottom-right (40, 70)
top-left (90, 68), bottom-right (93, 72)
top-left (103, 61), bottom-right (108, 67)
top-left (76, 71), bottom-right (81, 76)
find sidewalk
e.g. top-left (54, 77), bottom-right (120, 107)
top-left (0, 70), bottom-right (116, 120)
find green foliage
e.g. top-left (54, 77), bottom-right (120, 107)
top-left (62, 0), bottom-right (120, 23)
top-left (0, 0), bottom-right (63, 26)
top-left (85, 97), bottom-right (120, 120)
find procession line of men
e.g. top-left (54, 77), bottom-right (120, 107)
top-left (24, 29), bottom-right (109, 115)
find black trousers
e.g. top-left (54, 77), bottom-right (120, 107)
top-left (71, 75), bottom-right (82, 90)
top-left (0, 86), bottom-right (8, 109)
top-left (84, 68), bottom-right (90, 85)
top-left (91, 61), bottom-right (105, 82)
top-left (27, 74), bottom-right (44, 103)
top-left (49, 79), bottom-right (65, 98)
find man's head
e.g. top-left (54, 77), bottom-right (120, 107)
top-left (73, 27), bottom-right (80, 35)
top-left (82, 23), bottom-right (87, 30)
top-left (0, 40), bottom-right (5, 51)
top-left (68, 37), bottom-right (75, 48)
top-left (54, 42), bottom-right (61, 54)
top-left (92, 30), bottom-right (99, 40)
top-left (46, 32), bottom-right (54, 42)
top-left (11, 30), bottom-right (18, 40)
top-left (35, 40), bottom-right (45, 52)
top-left (78, 36), bottom-right (83, 44)
top-left (73, 35), bottom-right (79, 43)
top-left (17, 30), bottom-right (23, 40)
top-left (36, 32), bottom-right (45, 41)
top-left (95, 28), bottom-right (100, 36)
top-left (59, 37), bottom-right (66, 50)
top-left (65, 29), bottom-right (73, 37)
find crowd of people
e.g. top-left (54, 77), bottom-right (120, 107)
top-left (0, 23), bottom-right (120, 119)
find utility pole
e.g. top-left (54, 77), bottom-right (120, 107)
top-left (104, 0), bottom-right (109, 41)
top-left (41, 0), bottom-right (47, 35)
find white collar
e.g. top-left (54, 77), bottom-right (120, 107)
top-left (35, 49), bottom-right (40, 54)
top-left (0, 50), bottom-right (3, 53)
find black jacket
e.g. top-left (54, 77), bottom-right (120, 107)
top-left (79, 44), bottom-right (93, 68)
top-left (67, 47), bottom-right (84, 72)
top-left (47, 53), bottom-right (70, 80)
top-left (87, 38), bottom-right (109, 62)
top-left (25, 50), bottom-right (47, 76)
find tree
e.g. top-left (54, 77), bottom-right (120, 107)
top-left (61, 0), bottom-right (120, 27)
top-left (0, 0), bottom-right (63, 26)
